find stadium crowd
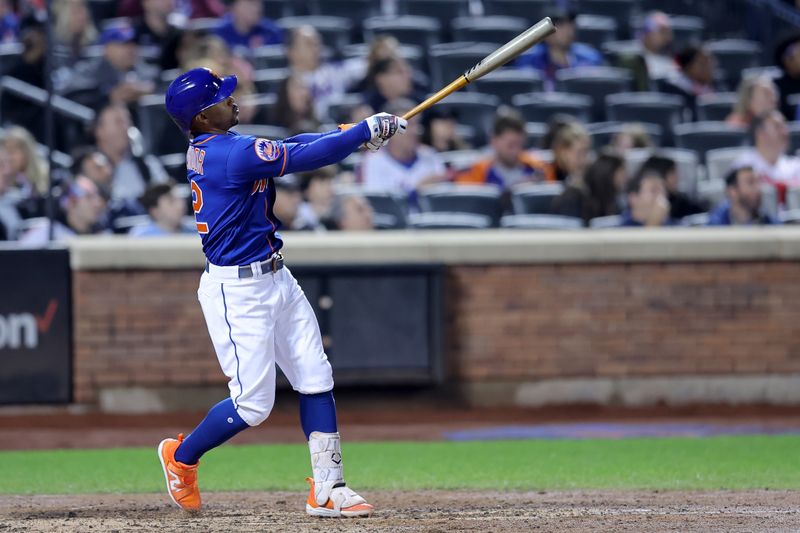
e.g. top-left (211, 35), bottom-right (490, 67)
top-left (1, 0), bottom-right (800, 241)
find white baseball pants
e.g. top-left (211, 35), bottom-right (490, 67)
top-left (197, 261), bottom-right (334, 426)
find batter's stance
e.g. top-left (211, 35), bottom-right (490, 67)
top-left (158, 67), bottom-right (405, 517)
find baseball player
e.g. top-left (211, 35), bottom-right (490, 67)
top-left (157, 67), bottom-right (406, 517)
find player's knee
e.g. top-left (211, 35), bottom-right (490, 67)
top-left (294, 361), bottom-right (334, 395)
top-left (235, 397), bottom-right (275, 427)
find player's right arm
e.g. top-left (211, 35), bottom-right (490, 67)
top-left (227, 114), bottom-right (406, 182)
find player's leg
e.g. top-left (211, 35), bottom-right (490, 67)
top-left (273, 267), bottom-right (373, 518)
top-left (158, 272), bottom-right (280, 511)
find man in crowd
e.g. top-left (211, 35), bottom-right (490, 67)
top-left (215, 0), bottom-right (282, 51)
top-left (620, 11), bottom-right (678, 91)
top-left (458, 110), bottom-right (550, 188)
top-left (636, 154), bottom-right (705, 220)
top-left (296, 166), bottom-right (335, 231)
top-left (620, 169), bottom-right (673, 227)
top-left (20, 176), bottom-right (107, 244)
top-left (709, 166), bottom-right (779, 226)
top-left (130, 182), bottom-right (193, 236)
top-left (326, 193), bottom-right (374, 231)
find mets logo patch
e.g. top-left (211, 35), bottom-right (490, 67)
top-left (254, 138), bottom-right (282, 162)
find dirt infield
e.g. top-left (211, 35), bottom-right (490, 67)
top-left (0, 490), bottom-right (798, 532)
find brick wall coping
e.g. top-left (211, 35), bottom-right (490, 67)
top-left (68, 227), bottom-right (800, 270)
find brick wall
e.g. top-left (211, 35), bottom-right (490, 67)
top-left (73, 261), bottom-right (800, 404)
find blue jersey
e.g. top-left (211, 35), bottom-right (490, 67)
top-left (187, 123), bottom-right (370, 266)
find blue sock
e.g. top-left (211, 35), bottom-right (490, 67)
top-left (174, 398), bottom-right (249, 465)
top-left (299, 391), bottom-right (338, 440)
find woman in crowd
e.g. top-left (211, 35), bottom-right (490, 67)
top-left (2, 126), bottom-right (48, 217)
top-left (272, 72), bottom-right (321, 135)
top-left (53, 0), bottom-right (98, 64)
top-left (550, 120), bottom-right (591, 183)
top-left (551, 149), bottom-right (626, 224)
top-left (727, 75), bottom-right (779, 128)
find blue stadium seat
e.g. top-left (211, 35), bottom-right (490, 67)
top-left (481, 0), bottom-right (550, 24)
top-left (706, 39), bottom-right (762, 89)
top-left (262, 0), bottom-right (295, 18)
top-left (308, 0), bottom-right (382, 19)
top-left (500, 214), bottom-right (584, 229)
top-left (407, 212), bottom-right (492, 229)
top-left (428, 42), bottom-right (498, 88)
top-left (575, 14), bottom-right (617, 50)
top-left (696, 92), bottom-right (737, 122)
top-left (586, 121), bottom-right (663, 148)
top-left (673, 121), bottom-right (747, 164)
top-left (277, 16), bottom-right (354, 53)
top-left (525, 122), bottom-right (549, 149)
top-left (511, 182), bottom-right (566, 215)
top-left (342, 42), bottom-right (426, 72)
top-left (469, 68), bottom-right (544, 104)
top-left (398, 0), bottom-right (472, 29)
top-left (576, 0), bottom-right (636, 39)
top-left (556, 67), bottom-right (634, 122)
top-left (426, 92), bottom-right (500, 146)
top-left (512, 92), bottom-right (593, 124)
top-left (451, 16), bottom-right (529, 45)
top-left (418, 184), bottom-right (503, 226)
top-left (137, 94), bottom-right (187, 156)
top-left (589, 215), bottom-right (623, 228)
top-left (605, 92), bottom-right (685, 146)
top-left (252, 45), bottom-right (288, 70)
top-left (363, 16), bottom-right (442, 50)
top-left (624, 147), bottom-right (700, 198)
top-left (253, 68), bottom-right (290, 94)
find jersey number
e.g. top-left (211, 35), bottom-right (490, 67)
top-left (191, 180), bottom-right (209, 234)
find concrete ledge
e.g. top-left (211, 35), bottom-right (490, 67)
top-left (461, 375), bottom-right (800, 407)
top-left (69, 226), bottom-right (800, 270)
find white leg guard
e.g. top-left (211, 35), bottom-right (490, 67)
top-left (307, 431), bottom-right (372, 517)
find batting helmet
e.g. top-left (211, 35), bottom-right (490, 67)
top-left (165, 67), bottom-right (238, 133)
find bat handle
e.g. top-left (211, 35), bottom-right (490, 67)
top-left (402, 76), bottom-right (470, 121)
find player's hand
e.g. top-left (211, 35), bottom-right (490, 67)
top-left (364, 113), bottom-right (407, 151)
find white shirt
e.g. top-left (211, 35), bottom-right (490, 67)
top-left (735, 149), bottom-right (800, 187)
top-left (303, 59), bottom-right (366, 120)
top-left (644, 51), bottom-right (679, 81)
top-left (360, 146), bottom-right (446, 194)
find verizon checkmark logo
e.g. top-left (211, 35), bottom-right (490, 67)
top-left (0, 299), bottom-right (59, 349)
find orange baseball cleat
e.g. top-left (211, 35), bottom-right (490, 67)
top-left (305, 477), bottom-right (374, 518)
top-left (157, 434), bottom-right (202, 512)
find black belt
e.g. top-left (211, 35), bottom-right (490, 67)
top-left (206, 253), bottom-right (284, 278)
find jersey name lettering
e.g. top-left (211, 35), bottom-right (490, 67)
top-left (187, 147), bottom-right (206, 174)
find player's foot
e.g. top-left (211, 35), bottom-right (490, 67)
top-left (157, 434), bottom-right (201, 512)
top-left (305, 477), bottom-right (373, 518)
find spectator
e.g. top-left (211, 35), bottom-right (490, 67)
top-left (272, 72), bottom-right (321, 135)
top-left (296, 166), bottom-right (335, 231)
top-left (637, 154), bottom-right (705, 219)
top-left (2, 126), bottom-right (48, 218)
top-left (1, 21), bottom-right (46, 138)
top-left (620, 169), bottom-right (673, 227)
top-left (361, 99), bottom-right (446, 196)
top-left (287, 26), bottom-right (363, 120)
top-left (52, 0), bottom-right (97, 65)
top-left (551, 150), bottom-right (626, 224)
top-left (72, 148), bottom-right (114, 196)
top-left (661, 45), bottom-right (716, 120)
top-left (540, 114), bottom-right (575, 150)
top-left (130, 183), bottom-right (193, 236)
top-left (774, 33), bottom-right (800, 119)
top-left (273, 176), bottom-right (304, 231)
top-left (709, 166), bottom-right (779, 226)
top-left (458, 110), bottom-right (551, 188)
top-left (214, 0), bottom-right (282, 51)
top-left (735, 110), bottom-right (800, 203)
top-left (65, 22), bottom-right (157, 107)
top-left (421, 107), bottom-right (469, 152)
top-left (620, 11), bottom-right (678, 91)
top-left (514, 8), bottom-right (603, 91)
top-left (727, 76), bottom-right (779, 128)
top-left (19, 176), bottom-right (107, 244)
top-left (362, 56), bottom-right (416, 114)
top-left (0, 148), bottom-right (22, 240)
top-left (326, 193), bottom-right (375, 231)
top-left (94, 104), bottom-right (168, 202)
top-left (0, 0), bottom-right (19, 43)
top-left (134, 0), bottom-right (184, 70)
top-left (551, 121), bottom-right (591, 183)
top-left (609, 123), bottom-right (654, 151)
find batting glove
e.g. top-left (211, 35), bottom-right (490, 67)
top-left (364, 113), bottom-right (407, 151)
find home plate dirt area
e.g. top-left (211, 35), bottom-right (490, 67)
top-left (1, 490), bottom-right (798, 533)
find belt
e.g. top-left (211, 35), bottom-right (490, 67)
top-left (205, 253), bottom-right (284, 279)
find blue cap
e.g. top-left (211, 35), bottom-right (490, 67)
top-left (165, 68), bottom-right (238, 133)
top-left (100, 24), bottom-right (136, 45)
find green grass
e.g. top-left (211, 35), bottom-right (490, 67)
top-left (0, 436), bottom-right (798, 495)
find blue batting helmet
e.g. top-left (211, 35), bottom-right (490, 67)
top-left (165, 67), bottom-right (238, 133)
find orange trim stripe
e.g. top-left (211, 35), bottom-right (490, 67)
top-left (278, 145), bottom-right (288, 176)
top-left (192, 134), bottom-right (218, 146)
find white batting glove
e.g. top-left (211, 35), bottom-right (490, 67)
top-left (364, 113), bottom-right (407, 151)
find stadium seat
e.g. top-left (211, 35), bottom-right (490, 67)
top-left (262, 0), bottom-right (295, 17)
top-left (114, 215), bottom-right (151, 234)
top-left (138, 94), bottom-right (188, 156)
top-left (429, 42), bottom-right (498, 89)
top-left (159, 153), bottom-right (187, 184)
top-left (0, 43), bottom-right (22, 76)
top-left (469, 69), bottom-right (544, 104)
top-left (706, 39), bottom-right (762, 89)
top-left (398, 0), bottom-right (473, 30)
top-left (630, 15), bottom-right (705, 50)
top-left (277, 16), bottom-right (354, 53)
top-left (418, 184), bottom-right (503, 226)
top-left (363, 191), bottom-right (408, 229)
top-left (408, 212), bottom-right (492, 229)
top-left (673, 122), bottom-right (747, 164)
top-left (481, 0), bottom-right (550, 24)
top-left (625, 147), bottom-right (700, 198)
top-left (525, 122), bottom-right (548, 149)
top-left (253, 68), bottom-right (290, 94)
top-left (680, 212), bottom-right (710, 227)
top-left (240, 93), bottom-right (278, 124)
top-left (363, 16), bottom-right (442, 50)
top-left (761, 183), bottom-right (779, 220)
top-left (589, 214), bottom-right (623, 228)
top-left (705, 147), bottom-right (748, 183)
top-left (602, 40), bottom-right (641, 67)
top-left (586, 122), bottom-right (663, 149)
top-left (511, 182), bottom-right (566, 215)
top-left (576, 0), bottom-right (636, 39)
top-left (425, 92), bottom-right (500, 146)
top-left (252, 45), bottom-right (288, 70)
top-left (308, 0), bottom-right (382, 19)
top-left (789, 123), bottom-right (800, 154)
top-left (741, 66), bottom-right (782, 80)
top-left (342, 42), bottom-right (426, 72)
top-left (451, 16), bottom-right (529, 45)
top-left (86, 0), bottom-right (118, 27)
top-left (785, 186), bottom-right (800, 211)
top-left (438, 149), bottom-right (484, 172)
top-left (605, 92), bottom-right (685, 146)
top-left (556, 67), bottom-right (634, 121)
top-left (512, 92), bottom-right (593, 124)
top-left (638, 0), bottom-right (705, 16)
top-left (326, 93), bottom-right (366, 124)
top-left (575, 15), bottom-right (617, 49)
top-left (500, 214), bottom-right (584, 229)
top-left (696, 93), bottom-right (737, 122)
